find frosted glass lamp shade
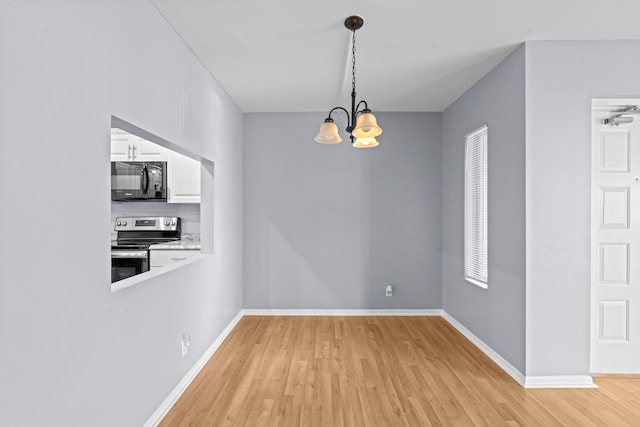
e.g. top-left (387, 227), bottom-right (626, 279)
top-left (314, 119), bottom-right (342, 144)
top-left (352, 111), bottom-right (382, 138)
top-left (353, 137), bottom-right (379, 148)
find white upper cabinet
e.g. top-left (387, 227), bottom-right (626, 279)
top-left (168, 150), bottom-right (201, 204)
top-left (110, 128), bottom-right (134, 161)
top-left (136, 139), bottom-right (167, 161)
top-left (110, 128), bottom-right (167, 162)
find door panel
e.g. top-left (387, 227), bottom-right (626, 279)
top-left (601, 187), bottom-right (630, 228)
top-left (599, 243), bottom-right (629, 285)
top-left (600, 130), bottom-right (630, 172)
top-left (599, 300), bottom-right (629, 341)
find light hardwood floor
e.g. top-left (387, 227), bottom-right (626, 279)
top-left (160, 316), bottom-right (640, 426)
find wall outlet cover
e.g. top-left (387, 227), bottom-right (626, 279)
top-left (181, 331), bottom-right (190, 358)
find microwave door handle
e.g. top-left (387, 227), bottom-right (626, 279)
top-left (145, 166), bottom-right (150, 194)
top-left (141, 165), bottom-right (149, 195)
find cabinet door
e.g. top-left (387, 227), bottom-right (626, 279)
top-left (136, 139), bottom-right (167, 161)
top-left (110, 128), bottom-right (133, 161)
top-left (168, 151), bottom-right (201, 203)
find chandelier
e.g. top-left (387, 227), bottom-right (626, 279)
top-left (314, 16), bottom-right (383, 148)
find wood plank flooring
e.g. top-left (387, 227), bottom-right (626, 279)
top-left (159, 316), bottom-right (640, 426)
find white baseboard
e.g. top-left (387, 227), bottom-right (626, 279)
top-left (441, 311), bottom-right (526, 386)
top-left (242, 308), bottom-right (443, 316)
top-left (524, 375), bottom-right (597, 388)
top-left (442, 311), bottom-right (597, 389)
top-left (143, 310), bottom-right (244, 427)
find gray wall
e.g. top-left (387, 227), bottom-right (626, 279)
top-left (0, 1), bottom-right (243, 426)
top-left (243, 112), bottom-right (442, 309)
top-left (442, 46), bottom-right (526, 372)
top-left (525, 41), bottom-right (640, 376)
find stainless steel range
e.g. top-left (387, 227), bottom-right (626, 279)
top-left (111, 216), bottom-right (181, 283)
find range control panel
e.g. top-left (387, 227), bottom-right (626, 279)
top-left (114, 216), bottom-right (180, 231)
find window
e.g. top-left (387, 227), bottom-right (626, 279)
top-left (464, 125), bottom-right (488, 289)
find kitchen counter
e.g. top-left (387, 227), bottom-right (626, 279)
top-left (149, 239), bottom-right (201, 250)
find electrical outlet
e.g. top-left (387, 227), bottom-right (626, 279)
top-left (385, 284), bottom-right (393, 297)
top-left (181, 331), bottom-right (190, 358)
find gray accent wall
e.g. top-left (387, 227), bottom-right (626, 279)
top-left (442, 45), bottom-right (526, 372)
top-left (0, 1), bottom-right (242, 426)
top-left (525, 41), bottom-right (640, 376)
top-left (243, 112), bottom-right (442, 309)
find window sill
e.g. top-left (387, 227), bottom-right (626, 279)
top-left (465, 277), bottom-right (488, 290)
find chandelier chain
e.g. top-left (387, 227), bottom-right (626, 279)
top-left (351, 29), bottom-right (357, 96)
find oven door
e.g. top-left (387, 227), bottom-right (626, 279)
top-left (111, 161), bottom-right (167, 201)
top-left (111, 249), bottom-right (149, 283)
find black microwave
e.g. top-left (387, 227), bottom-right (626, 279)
top-left (111, 161), bottom-right (167, 201)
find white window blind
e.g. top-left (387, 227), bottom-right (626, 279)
top-left (464, 125), bottom-right (488, 288)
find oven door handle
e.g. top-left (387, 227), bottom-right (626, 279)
top-left (141, 165), bottom-right (149, 195)
top-left (112, 251), bottom-right (148, 259)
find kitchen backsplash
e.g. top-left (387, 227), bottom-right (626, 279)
top-left (111, 202), bottom-right (201, 235)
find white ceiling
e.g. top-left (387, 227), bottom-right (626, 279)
top-left (152, 0), bottom-right (640, 113)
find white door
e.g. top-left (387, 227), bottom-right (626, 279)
top-left (591, 99), bottom-right (640, 373)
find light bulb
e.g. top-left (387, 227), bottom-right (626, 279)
top-left (353, 137), bottom-right (378, 148)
